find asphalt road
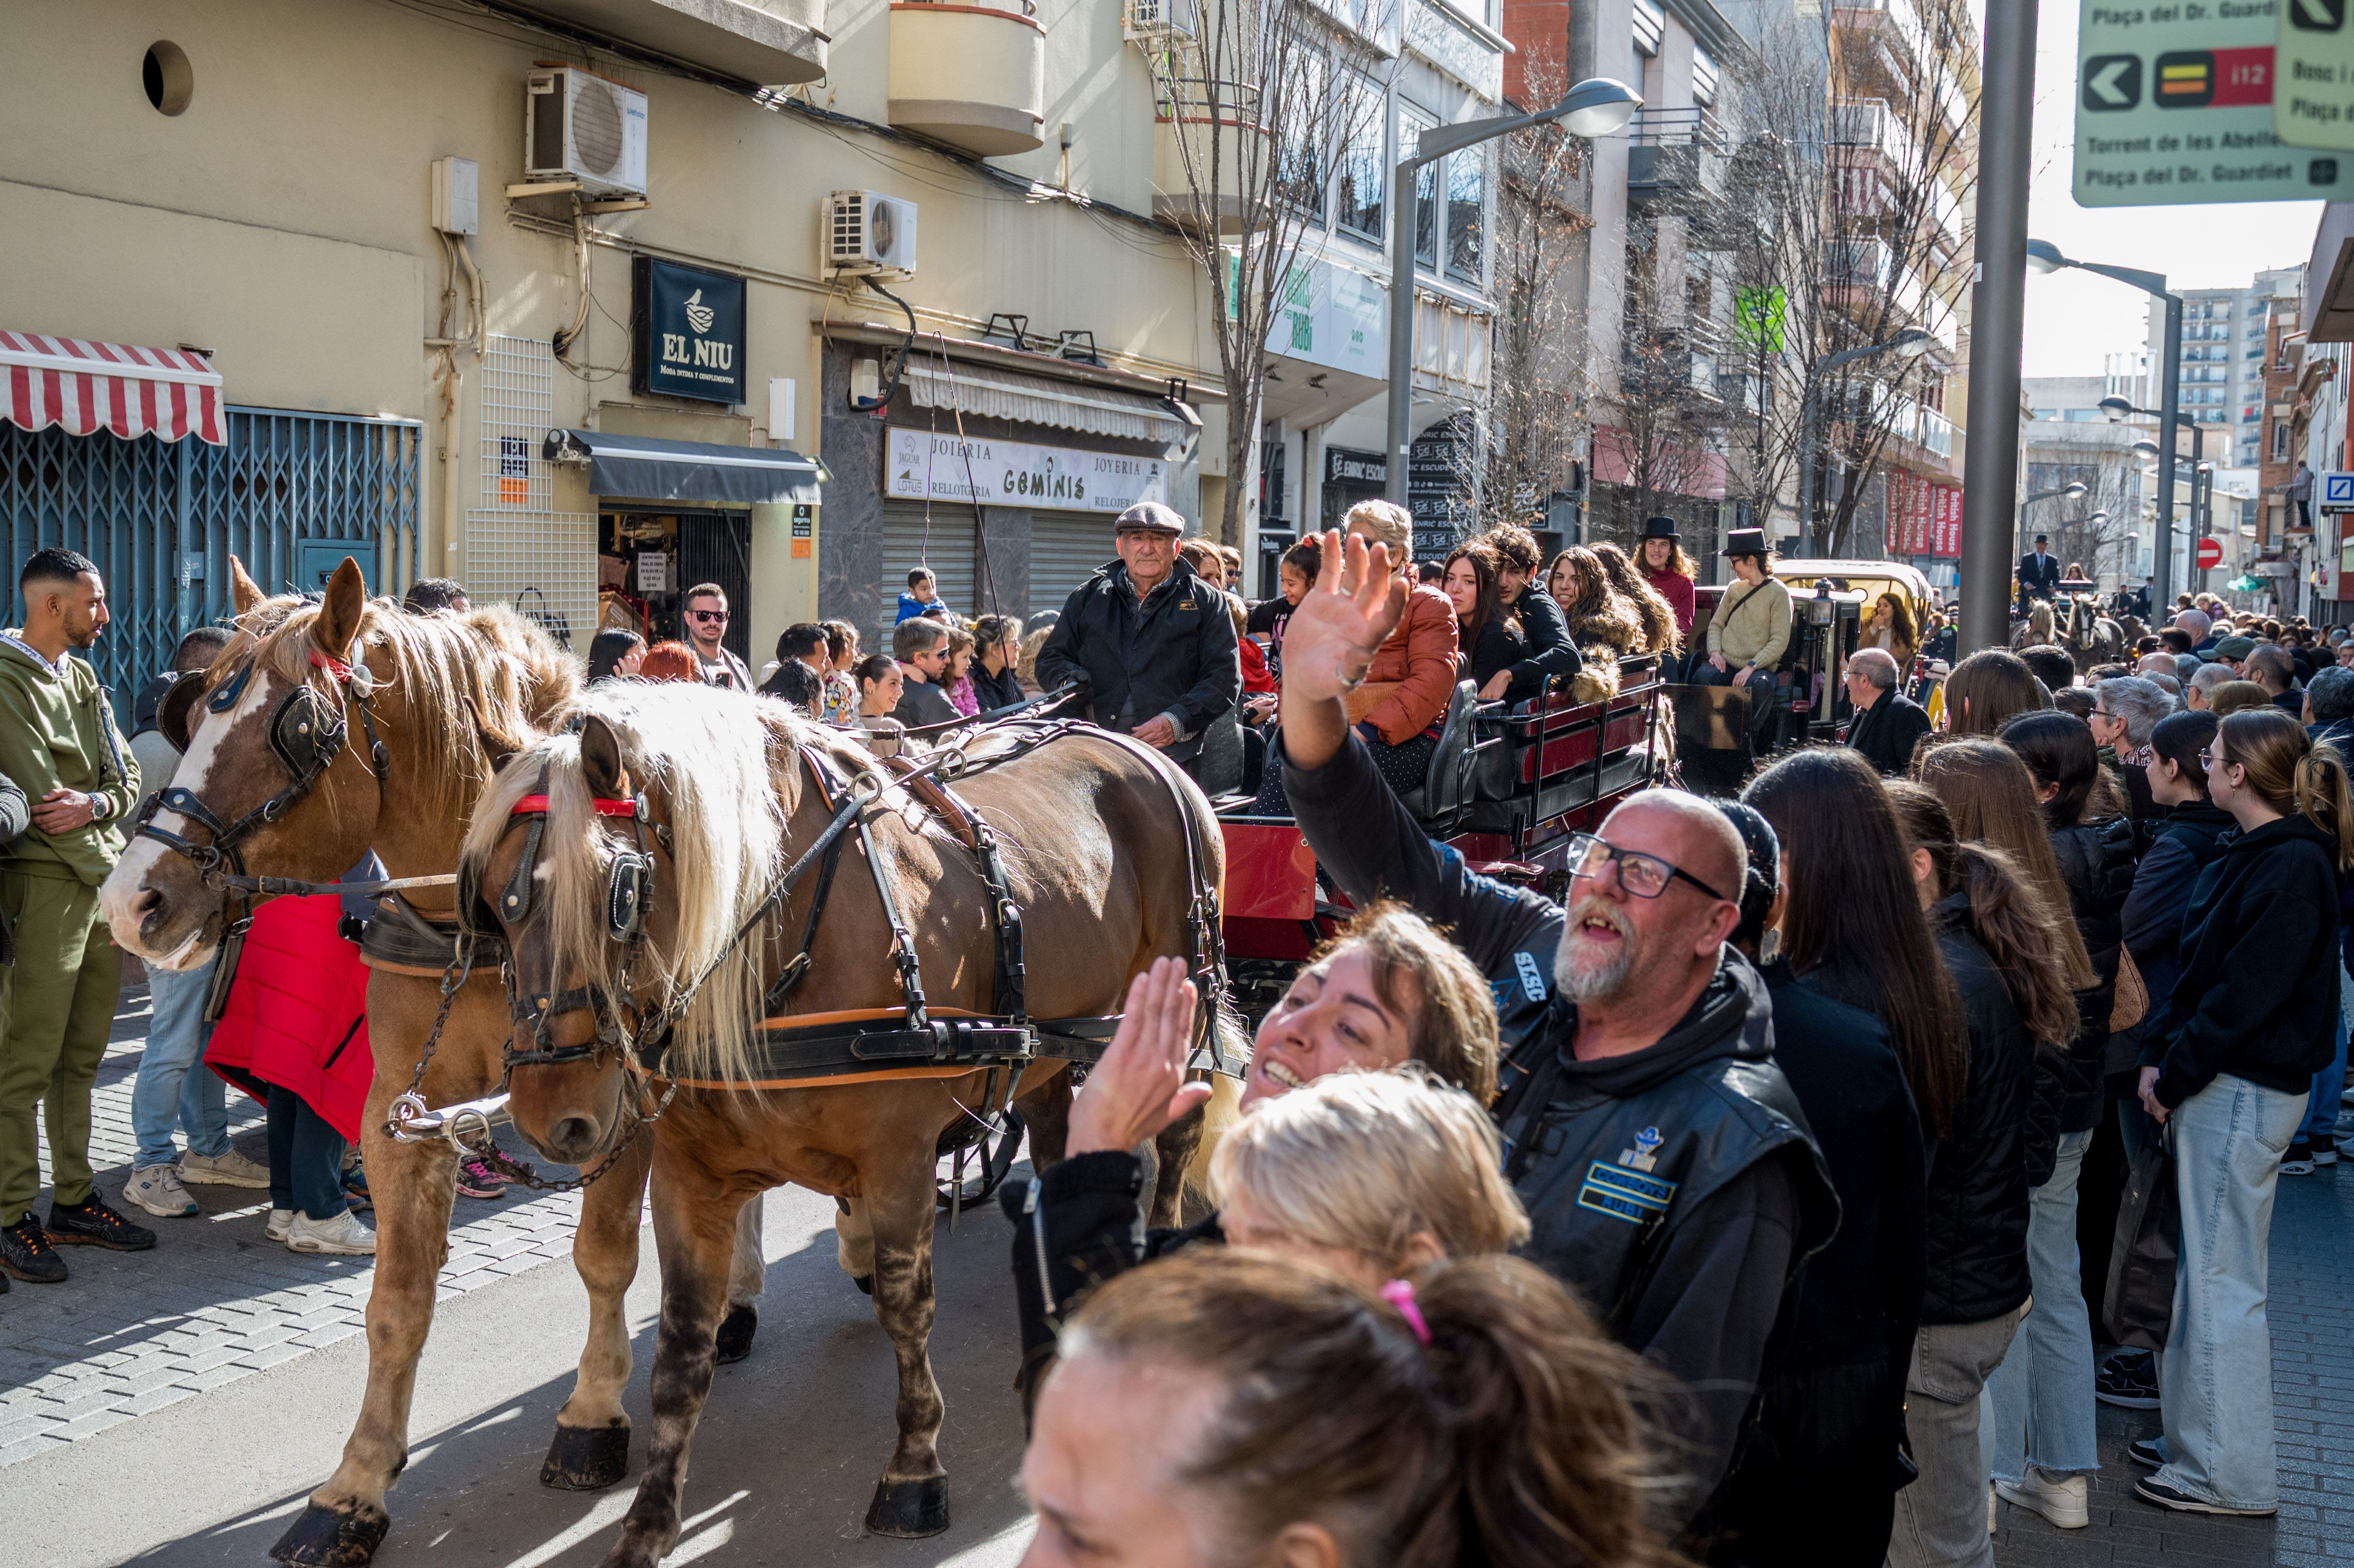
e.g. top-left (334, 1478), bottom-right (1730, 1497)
top-left (0, 1182), bottom-right (1040, 1568)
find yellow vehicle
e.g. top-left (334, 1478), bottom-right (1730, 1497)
top-left (1770, 558), bottom-right (1937, 634)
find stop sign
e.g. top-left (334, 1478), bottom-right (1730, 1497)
top-left (2196, 536), bottom-right (2224, 570)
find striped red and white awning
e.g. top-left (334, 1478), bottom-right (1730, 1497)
top-left (0, 332), bottom-right (225, 446)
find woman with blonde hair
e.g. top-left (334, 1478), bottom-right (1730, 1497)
top-left (2130, 709), bottom-right (2351, 1518)
top-left (1211, 1066), bottom-right (1527, 1288)
top-left (1025, 1249), bottom-right (1674, 1568)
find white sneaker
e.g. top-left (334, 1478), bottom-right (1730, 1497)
top-left (286, 1210), bottom-right (376, 1256)
top-left (180, 1147), bottom-right (271, 1188)
top-left (265, 1208), bottom-right (294, 1242)
top-left (121, 1165), bottom-right (198, 1218)
top-left (1997, 1469), bottom-right (2090, 1530)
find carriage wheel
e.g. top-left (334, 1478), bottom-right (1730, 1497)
top-left (936, 1107), bottom-right (1026, 1213)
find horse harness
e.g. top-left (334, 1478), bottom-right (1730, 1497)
top-left (455, 718), bottom-right (1232, 1099)
top-left (134, 648), bottom-right (394, 893)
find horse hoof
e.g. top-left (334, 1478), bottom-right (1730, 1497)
top-left (852, 1273), bottom-right (873, 1297)
top-left (865, 1475), bottom-right (950, 1538)
top-left (539, 1422), bottom-right (630, 1490)
top-left (269, 1500), bottom-right (390, 1566)
top-left (714, 1304), bottom-right (757, 1364)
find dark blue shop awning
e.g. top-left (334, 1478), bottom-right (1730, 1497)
top-left (543, 428), bottom-right (823, 506)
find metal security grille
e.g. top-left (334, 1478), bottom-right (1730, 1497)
top-left (881, 502), bottom-right (977, 639)
top-left (1028, 513), bottom-right (1118, 620)
top-left (675, 513), bottom-right (752, 662)
top-left (0, 408), bottom-right (420, 722)
top-left (467, 335), bottom-right (595, 650)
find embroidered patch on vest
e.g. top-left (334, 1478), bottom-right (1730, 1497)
top-left (1577, 1159), bottom-right (1677, 1226)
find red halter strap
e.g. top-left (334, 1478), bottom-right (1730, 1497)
top-left (509, 794), bottom-right (638, 817)
top-left (308, 649), bottom-right (354, 684)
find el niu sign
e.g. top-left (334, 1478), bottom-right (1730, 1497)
top-left (633, 257), bottom-right (747, 406)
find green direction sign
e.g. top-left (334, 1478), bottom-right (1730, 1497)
top-left (1734, 287), bottom-right (1787, 351)
top-left (2075, 0), bottom-right (2354, 205)
top-left (2279, 0), bottom-right (2354, 147)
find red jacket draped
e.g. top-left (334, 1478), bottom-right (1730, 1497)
top-left (205, 894), bottom-right (375, 1143)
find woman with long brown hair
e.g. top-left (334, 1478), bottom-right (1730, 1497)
top-left (1546, 546), bottom-right (1645, 703)
top-left (1864, 591), bottom-right (1918, 670)
top-left (1024, 1249), bottom-right (1676, 1568)
top-left (1591, 539), bottom-right (1683, 659)
top-left (1440, 541), bottom-right (1524, 693)
top-left (1636, 516), bottom-right (1697, 657)
top-left (1941, 649), bottom-right (2050, 736)
top-left (1881, 780), bottom-right (2077, 1566)
top-left (1743, 749), bottom-right (1966, 1138)
top-left (2130, 709), bottom-right (2352, 1518)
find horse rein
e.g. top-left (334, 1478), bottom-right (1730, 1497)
top-left (132, 647), bottom-right (394, 892)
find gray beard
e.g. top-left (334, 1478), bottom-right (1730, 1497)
top-left (1554, 902), bottom-right (1638, 1002)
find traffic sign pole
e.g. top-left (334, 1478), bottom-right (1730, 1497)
top-left (1964, 0), bottom-right (2038, 657)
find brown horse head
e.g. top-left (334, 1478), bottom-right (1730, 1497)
top-left (462, 683), bottom-right (801, 1164)
top-left (99, 556), bottom-right (578, 969)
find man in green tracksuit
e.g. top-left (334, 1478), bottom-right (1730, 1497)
top-left (0, 548), bottom-right (152, 1285)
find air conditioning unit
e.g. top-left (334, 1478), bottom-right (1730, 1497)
top-left (1123, 0), bottom-right (1195, 38)
top-left (825, 190), bottom-right (919, 279)
top-left (526, 68), bottom-right (647, 197)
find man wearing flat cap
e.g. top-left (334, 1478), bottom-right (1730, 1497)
top-left (1035, 501), bottom-right (1241, 776)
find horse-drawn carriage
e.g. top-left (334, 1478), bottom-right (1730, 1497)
top-left (1213, 657), bottom-right (1668, 1015)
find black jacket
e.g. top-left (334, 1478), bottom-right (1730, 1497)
top-left (2116, 800), bottom-right (2234, 1072)
top-left (2145, 814), bottom-right (2343, 1106)
top-left (969, 663), bottom-right (1027, 713)
top-left (1921, 894), bottom-right (2035, 1324)
top-left (1287, 733), bottom-right (1838, 1506)
top-left (1845, 690), bottom-right (1930, 777)
top-left (1460, 612), bottom-right (1526, 691)
top-left (2017, 553), bottom-right (2062, 599)
top-left (2048, 815), bottom-right (2135, 1131)
top-left (1503, 586), bottom-right (1584, 700)
top-left (1036, 558), bottom-right (1240, 764)
top-left (1710, 967), bottom-right (1925, 1565)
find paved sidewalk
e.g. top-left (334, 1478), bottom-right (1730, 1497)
top-left (0, 980), bottom-right (610, 1469)
top-left (1995, 1151), bottom-right (2354, 1567)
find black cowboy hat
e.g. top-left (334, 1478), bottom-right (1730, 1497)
top-left (1640, 516), bottom-right (1680, 540)
top-left (1722, 527), bottom-right (1771, 559)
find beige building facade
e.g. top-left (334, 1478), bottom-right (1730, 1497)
top-left (1, 0), bottom-right (1230, 698)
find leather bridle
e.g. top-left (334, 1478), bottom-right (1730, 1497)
top-left (133, 647), bottom-right (394, 890)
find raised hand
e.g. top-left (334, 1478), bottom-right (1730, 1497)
top-left (1066, 957), bottom-right (1208, 1156)
top-left (1280, 529), bottom-right (1407, 703)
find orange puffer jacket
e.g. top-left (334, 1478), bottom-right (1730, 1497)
top-left (1359, 581), bottom-right (1462, 746)
top-left (205, 894), bottom-right (375, 1143)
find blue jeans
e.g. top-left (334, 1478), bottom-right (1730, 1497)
top-left (265, 1083), bottom-right (347, 1222)
top-left (2299, 969), bottom-right (2351, 1143)
top-left (1985, 1128), bottom-right (2098, 1482)
top-left (130, 958), bottom-right (229, 1170)
top-left (2155, 1073), bottom-right (2306, 1510)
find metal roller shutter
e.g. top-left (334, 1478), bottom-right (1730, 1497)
top-left (881, 502), bottom-right (977, 637)
top-left (1028, 513), bottom-right (1120, 621)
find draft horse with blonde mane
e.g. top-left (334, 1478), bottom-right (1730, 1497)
top-left (460, 679), bottom-right (1238, 1565)
top-left (96, 560), bottom-right (762, 1566)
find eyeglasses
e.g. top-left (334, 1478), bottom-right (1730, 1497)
top-left (2199, 748), bottom-right (2234, 767)
top-left (1565, 832), bottom-right (1728, 901)
top-left (688, 609), bottom-right (728, 623)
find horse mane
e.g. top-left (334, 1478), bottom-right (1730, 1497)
top-left (239, 595), bottom-right (580, 822)
top-left (465, 682), bottom-right (889, 1087)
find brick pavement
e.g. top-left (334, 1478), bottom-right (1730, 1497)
top-left (0, 979), bottom-right (617, 1469)
top-left (1995, 1144), bottom-right (2354, 1568)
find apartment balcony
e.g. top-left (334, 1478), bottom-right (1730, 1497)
top-left (1825, 238), bottom-right (1929, 325)
top-left (1834, 0), bottom-right (1931, 82)
top-left (888, 2), bottom-right (1045, 156)
top-left (1152, 80), bottom-right (1271, 232)
top-left (507, 0), bottom-right (826, 85)
top-left (1627, 108), bottom-right (1729, 205)
top-left (1829, 99), bottom-right (1923, 181)
top-left (1623, 322), bottom-right (1729, 402)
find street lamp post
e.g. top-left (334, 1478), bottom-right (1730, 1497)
top-left (2110, 395), bottom-right (2203, 597)
top-left (1793, 329), bottom-right (1937, 558)
top-left (2029, 242), bottom-right (2183, 611)
top-left (1384, 77), bottom-right (1642, 511)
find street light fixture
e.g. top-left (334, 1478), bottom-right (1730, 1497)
top-left (2106, 394), bottom-right (2206, 586)
top-left (2026, 241), bottom-right (2184, 612)
top-left (1383, 77), bottom-right (1643, 509)
top-left (1793, 328), bottom-right (1938, 559)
